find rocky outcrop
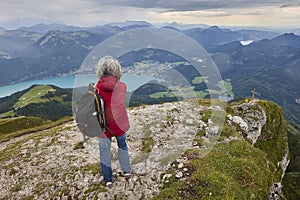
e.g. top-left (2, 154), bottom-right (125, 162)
top-left (229, 100), bottom-right (289, 199)
top-left (0, 99), bottom-right (290, 199)
top-left (231, 99), bottom-right (267, 144)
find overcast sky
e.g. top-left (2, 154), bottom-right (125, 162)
top-left (0, 0), bottom-right (299, 29)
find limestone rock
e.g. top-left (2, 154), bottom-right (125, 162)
top-left (0, 100), bottom-right (290, 199)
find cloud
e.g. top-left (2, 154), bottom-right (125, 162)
top-left (0, 0), bottom-right (299, 28)
top-left (281, 0), bottom-right (300, 7)
top-left (92, 0), bottom-right (300, 11)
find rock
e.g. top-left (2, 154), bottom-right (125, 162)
top-left (269, 183), bottom-right (282, 200)
top-left (232, 102), bottom-right (267, 144)
top-left (232, 116), bottom-right (248, 131)
top-left (186, 119), bottom-right (194, 125)
top-left (178, 163), bottom-right (184, 169)
top-left (162, 174), bottom-right (172, 182)
top-left (227, 115), bottom-right (233, 121)
top-left (199, 120), bottom-right (207, 128)
top-left (175, 172), bottom-right (183, 179)
top-left (205, 126), bottom-right (220, 137)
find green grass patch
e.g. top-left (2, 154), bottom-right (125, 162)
top-left (282, 173), bottom-right (300, 200)
top-left (255, 101), bottom-right (288, 178)
top-left (131, 152), bottom-right (150, 165)
top-left (155, 140), bottom-right (278, 200)
top-left (80, 163), bottom-right (100, 176)
top-left (197, 98), bottom-right (212, 106)
top-left (142, 137), bottom-right (155, 153)
top-left (200, 110), bottom-right (211, 123)
top-left (217, 79), bottom-right (234, 97)
top-left (192, 76), bottom-right (208, 84)
top-left (0, 117), bottom-right (46, 135)
top-left (150, 92), bottom-right (177, 99)
top-left (14, 85), bottom-right (55, 108)
top-left (218, 124), bottom-right (242, 141)
top-left (0, 116), bottom-right (72, 143)
top-left (84, 184), bottom-right (107, 194)
top-left (11, 183), bottom-right (22, 192)
top-left (22, 195), bottom-right (34, 200)
top-left (195, 91), bottom-right (209, 98)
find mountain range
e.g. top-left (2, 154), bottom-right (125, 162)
top-left (212, 33), bottom-right (300, 127)
top-left (0, 21), bottom-right (299, 127)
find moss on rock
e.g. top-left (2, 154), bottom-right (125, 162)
top-left (255, 101), bottom-right (289, 180)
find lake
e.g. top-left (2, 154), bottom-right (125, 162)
top-left (0, 74), bottom-right (163, 98)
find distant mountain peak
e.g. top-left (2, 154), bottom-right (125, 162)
top-left (161, 26), bottom-right (181, 32)
top-left (272, 32), bottom-right (300, 48)
top-left (36, 30), bottom-right (78, 48)
top-left (207, 25), bottom-right (221, 30)
top-left (108, 20), bottom-right (153, 28)
top-left (170, 21), bottom-right (179, 26)
top-left (19, 23), bottom-right (83, 33)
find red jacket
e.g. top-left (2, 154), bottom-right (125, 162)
top-left (95, 75), bottom-right (130, 138)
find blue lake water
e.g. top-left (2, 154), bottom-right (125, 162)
top-left (0, 74), bottom-right (163, 98)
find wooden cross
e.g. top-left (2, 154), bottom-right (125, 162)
top-left (251, 88), bottom-right (258, 98)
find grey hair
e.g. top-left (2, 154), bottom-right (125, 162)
top-left (96, 55), bottom-right (123, 79)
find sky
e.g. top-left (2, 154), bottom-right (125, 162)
top-left (0, 0), bottom-right (300, 29)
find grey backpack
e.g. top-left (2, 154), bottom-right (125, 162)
top-left (75, 83), bottom-right (106, 140)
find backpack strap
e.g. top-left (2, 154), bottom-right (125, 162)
top-left (104, 124), bottom-right (116, 136)
top-left (82, 134), bottom-right (90, 144)
top-left (92, 87), bottom-right (117, 136)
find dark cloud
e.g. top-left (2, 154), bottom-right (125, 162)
top-left (96, 0), bottom-right (300, 11)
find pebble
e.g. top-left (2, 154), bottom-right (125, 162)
top-left (175, 172), bottom-right (183, 178)
top-left (178, 163), bottom-right (184, 169)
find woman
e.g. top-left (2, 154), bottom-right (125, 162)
top-left (95, 55), bottom-right (131, 188)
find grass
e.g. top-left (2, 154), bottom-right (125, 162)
top-left (192, 76), bottom-right (208, 84)
top-left (255, 101), bottom-right (289, 178)
top-left (80, 163), bottom-right (100, 176)
top-left (84, 184), bottom-right (107, 194)
top-left (0, 116), bottom-right (46, 134)
top-left (142, 137), bottom-right (155, 153)
top-left (150, 92), bottom-right (177, 98)
top-left (146, 76), bottom-right (233, 102)
top-left (282, 172), bottom-right (300, 200)
top-left (195, 91), bottom-right (209, 98)
top-left (11, 183), bottom-right (22, 193)
top-left (154, 140), bottom-right (277, 200)
top-left (14, 85), bottom-right (55, 108)
top-left (217, 79), bottom-right (234, 97)
top-left (73, 141), bottom-right (85, 150)
top-left (131, 152), bottom-right (150, 165)
top-left (0, 116), bottom-right (73, 143)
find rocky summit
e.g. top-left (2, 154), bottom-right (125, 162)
top-left (0, 99), bottom-right (289, 199)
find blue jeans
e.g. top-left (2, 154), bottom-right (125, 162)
top-left (98, 134), bottom-right (131, 182)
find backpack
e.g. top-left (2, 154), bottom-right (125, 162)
top-left (75, 83), bottom-right (114, 142)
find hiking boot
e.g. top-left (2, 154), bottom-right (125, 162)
top-left (106, 181), bottom-right (113, 188)
top-left (124, 172), bottom-right (131, 179)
